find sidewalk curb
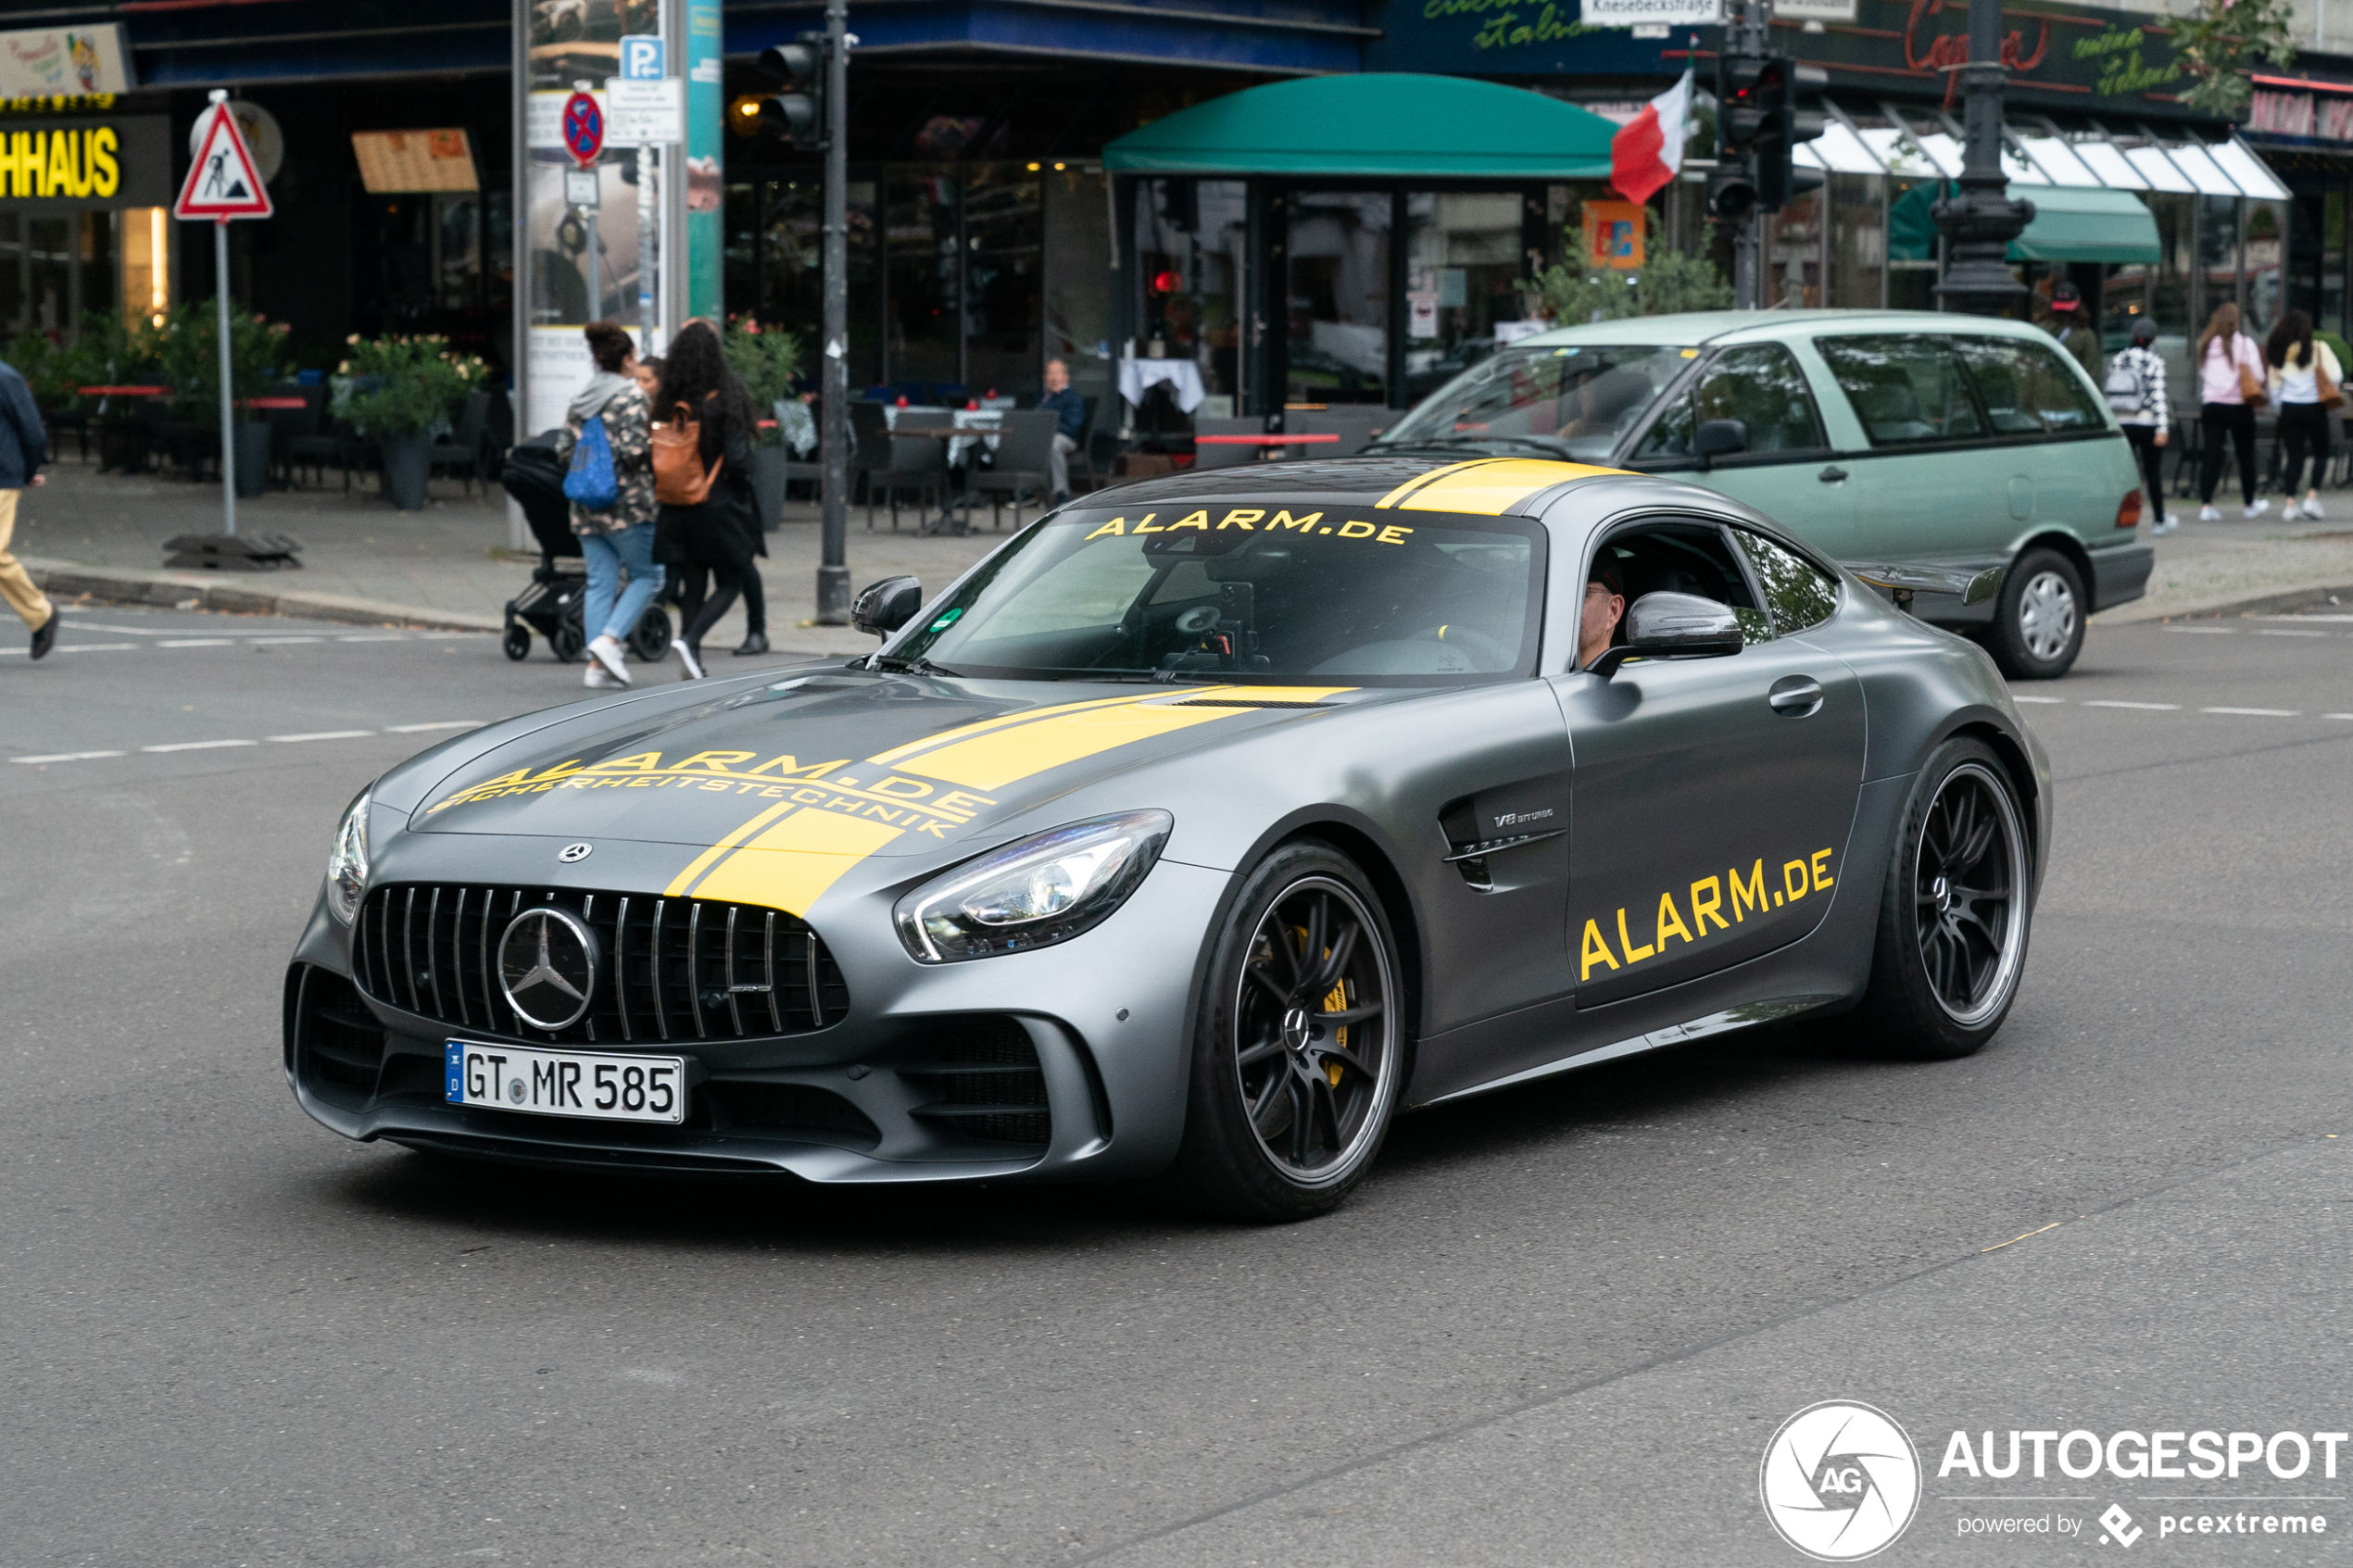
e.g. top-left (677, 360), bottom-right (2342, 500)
top-left (23, 557), bottom-right (505, 633)
top-left (2096, 578), bottom-right (2353, 625)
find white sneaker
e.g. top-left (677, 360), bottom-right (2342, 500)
top-left (586, 633), bottom-right (632, 685)
top-left (2197, 505), bottom-right (2221, 522)
top-left (2302, 496), bottom-right (2327, 520)
top-left (2151, 520), bottom-right (2173, 536)
top-left (585, 663), bottom-right (618, 688)
top-left (673, 638), bottom-right (707, 681)
top-left (2245, 498), bottom-right (2271, 519)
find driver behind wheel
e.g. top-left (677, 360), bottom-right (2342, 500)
top-left (1579, 559), bottom-right (1625, 670)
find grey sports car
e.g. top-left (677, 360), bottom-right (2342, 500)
top-left (284, 455), bottom-right (2050, 1220)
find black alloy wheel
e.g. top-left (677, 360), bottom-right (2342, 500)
top-left (1985, 546), bottom-right (2084, 680)
top-left (1851, 737), bottom-right (2032, 1060)
top-left (1171, 844), bottom-right (1407, 1221)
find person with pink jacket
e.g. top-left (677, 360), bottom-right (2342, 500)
top-left (2195, 302), bottom-right (2270, 522)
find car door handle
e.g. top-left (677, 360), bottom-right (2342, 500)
top-left (1818, 466), bottom-right (1848, 484)
top-left (1768, 676), bottom-right (1823, 717)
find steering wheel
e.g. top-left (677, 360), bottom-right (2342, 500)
top-left (1412, 624), bottom-right (1509, 667)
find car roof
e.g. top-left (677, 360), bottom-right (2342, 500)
top-left (1517, 308), bottom-right (2060, 350)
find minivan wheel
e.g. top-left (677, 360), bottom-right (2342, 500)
top-left (1848, 737), bottom-right (2033, 1060)
top-left (1986, 547), bottom-right (2083, 680)
top-left (1169, 843), bottom-right (1408, 1223)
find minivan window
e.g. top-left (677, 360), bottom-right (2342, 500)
top-left (1634, 343), bottom-right (1824, 460)
top-left (1953, 335), bottom-right (2108, 435)
top-left (1817, 335), bottom-right (1987, 447)
top-left (1375, 344), bottom-right (1692, 463)
top-left (1730, 529), bottom-right (1841, 634)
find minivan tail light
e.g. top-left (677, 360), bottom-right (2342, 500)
top-left (2117, 489), bottom-right (2144, 529)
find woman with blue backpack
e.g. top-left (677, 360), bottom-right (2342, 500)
top-left (562, 320), bottom-right (662, 688)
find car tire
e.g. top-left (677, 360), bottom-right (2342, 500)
top-left (1849, 738), bottom-right (2034, 1060)
top-left (1168, 842), bottom-right (1410, 1222)
top-left (1985, 547), bottom-right (2083, 680)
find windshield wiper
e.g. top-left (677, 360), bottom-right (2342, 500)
top-left (1390, 433), bottom-right (1576, 458)
top-left (868, 653), bottom-right (963, 677)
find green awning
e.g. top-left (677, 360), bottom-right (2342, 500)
top-left (1101, 73), bottom-right (1617, 181)
top-left (2008, 184), bottom-right (2162, 264)
top-left (1890, 182), bottom-right (2161, 265)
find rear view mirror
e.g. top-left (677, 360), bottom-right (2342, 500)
top-left (851, 575), bottom-right (924, 639)
top-left (1589, 591), bottom-right (1745, 678)
top-left (1694, 418), bottom-right (1748, 470)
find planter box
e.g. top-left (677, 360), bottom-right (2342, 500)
top-left (233, 422), bottom-right (271, 498)
top-left (381, 433), bottom-right (431, 511)
top-left (750, 445), bottom-right (788, 533)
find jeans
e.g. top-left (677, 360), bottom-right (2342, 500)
top-left (2198, 402), bottom-right (2258, 507)
top-left (2277, 401), bottom-right (2331, 494)
top-left (579, 522), bottom-right (665, 646)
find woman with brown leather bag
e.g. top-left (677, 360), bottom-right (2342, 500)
top-left (650, 320), bottom-right (766, 678)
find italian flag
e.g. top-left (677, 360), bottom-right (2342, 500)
top-left (1610, 69), bottom-right (1695, 208)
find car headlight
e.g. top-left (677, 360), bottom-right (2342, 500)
top-left (894, 809), bottom-right (1172, 963)
top-left (325, 786), bottom-right (372, 924)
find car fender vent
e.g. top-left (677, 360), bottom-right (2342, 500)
top-left (900, 1016), bottom-right (1052, 1147)
top-left (295, 964), bottom-right (386, 1098)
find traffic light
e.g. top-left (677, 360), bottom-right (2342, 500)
top-left (1718, 53), bottom-right (1773, 159)
top-left (1718, 55), bottom-right (1826, 210)
top-left (1707, 167), bottom-right (1759, 221)
top-left (755, 40), bottom-right (824, 150)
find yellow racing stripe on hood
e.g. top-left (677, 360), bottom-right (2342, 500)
top-left (862, 691), bottom-right (1193, 769)
top-left (1371, 459), bottom-right (1491, 510)
top-left (898, 686), bottom-right (1354, 792)
top-left (661, 800), bottom-right (799, 897)
top-left (1379, 458), bottom-right (1625, 516)
top-left (678, 807), bottom-right (908, 916)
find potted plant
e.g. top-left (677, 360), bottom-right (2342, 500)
top-left (337, 333), bottom-right (491, 510)
top-left (725, 315), bottom-right (805, 532)
top-left (156, 302), bottom-right (292, 495)
top-left (74, 311), bottom-right (168, 473)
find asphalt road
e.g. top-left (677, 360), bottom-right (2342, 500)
top-left (4, 605), bottom-right (2350, 1567)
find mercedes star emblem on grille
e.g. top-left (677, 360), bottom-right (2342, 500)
top-left (497, 907), bottom-right (598, 1031)
top-left (559, 842), bottom-right (594, 863)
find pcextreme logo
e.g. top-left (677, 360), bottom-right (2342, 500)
top-left (1761, 1401), bottom-right (1923, 1561)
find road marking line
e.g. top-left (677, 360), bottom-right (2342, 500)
top-left (2324, 713), bottom-right (2353, 721)
top-left (58, 621), bottom-right (168, 635)
top-left (247, 636), bottom-right (322, 645)
top-left (58, 643), bottom-right (139, 653)
top-left (2011, 695), bottom-right (2066, 704)
top-left (2201, 706), bottom-right (2301, 717)
top-left (140, 738), bottom-right (258, 752)
top-left (2255, 629), bottom-right (2331, 638)
top-left (11, 750), bottom-right (127, 763)
top-left (337, 633), bottom-right (409, 643)
top-left (383, 720), bottom-right (482, 733)
top-left (2253, 613), bottom-right (2353, 622)
top-left (2162, 625), bottom-right (2237, 633)
top-left (2082, 700), bottom-right (2181, 709)
top-left (156, 638), bottom-right (233, 647)
top-left (269, 730), bottom-right (375, 743)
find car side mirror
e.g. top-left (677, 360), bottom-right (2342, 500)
top-left (1694, 418), bottom-right (1748, 470)
top-left (851, 575), bottom-right (924, 639)
top-left (1588, 591), bottom-right (1745, 678)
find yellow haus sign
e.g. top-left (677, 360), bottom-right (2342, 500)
top-left (0, 114), bottom-right (165, 208)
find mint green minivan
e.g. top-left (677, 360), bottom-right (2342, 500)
top-left (1373, 311), bottom-right (2152, 679)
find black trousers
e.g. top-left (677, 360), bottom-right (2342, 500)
top-left (670, 561), bottom-right (766, 637)
top-left (2199, 402), bottom-right (2259, 507)
top-left (678, 561), bottom-right (748, 653)
top-left (2123, 423), bottom-right (2167, 522)
top-left (2277, 402), bottom-right (2331, 495)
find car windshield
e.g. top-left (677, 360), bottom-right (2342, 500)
top-left (1376, 344), bottom-right (1694, 462)
top-left (885, 504), bottom-right (1545, 684)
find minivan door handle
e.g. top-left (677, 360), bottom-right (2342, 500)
top-left (1768, 675), bottom-right (1823, 717)
top-left (1818, 466), bottom-right (1849, 484)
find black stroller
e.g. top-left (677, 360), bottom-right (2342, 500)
top-left (498, 434), bottom-right (672, 664)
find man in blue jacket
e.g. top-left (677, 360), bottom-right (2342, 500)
top-left (1036, 358), bottom-right (1088, 504)
top-left (0, 352), bottom-right (53, 659)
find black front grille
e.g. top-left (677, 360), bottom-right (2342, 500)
top-left (901, 1017), bottom-right (1052, 1147)
top-left (352, 883), bottom-right (849, 1046)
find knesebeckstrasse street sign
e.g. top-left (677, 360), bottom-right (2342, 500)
top-left (174, 98), bottom-right (272, 220)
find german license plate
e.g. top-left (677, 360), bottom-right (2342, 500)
top-left (445, 1040), bottom-right (686, 1124)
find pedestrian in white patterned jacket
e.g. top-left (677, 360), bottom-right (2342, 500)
top-left (2106, 315), bottom-right (2172, 536)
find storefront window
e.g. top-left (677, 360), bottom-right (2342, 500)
top-left (2326, 188), bottom-right (2347, 342)
top-left (2244, 199), bottom-right (2286, 335)
top-left (2103, 191), bottom-right (2191, 386)
top-left (1043, 166), bottom-right (1111, 404)
top-left (963, 161), bottom-right (1041, 398)
top-left (1768, 189), bottom-right (1821, 309)
top-left (1403, 191), bottom-right (1522, 407)
top-left (1135, 178), bottom-right (1248, 417)
top-left (1286, 190), bottom-right (1390, 407)
top-left (1826, 173), bottom-right (1881, 310)
top-left (887, 169), bottom-right (961, 393)
top-left (1886, 178), bottom-right (1941, 312)
top-left (2197, 194), bottom-right (2241, 332)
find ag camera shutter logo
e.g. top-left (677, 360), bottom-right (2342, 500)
top-left (1761, 1400), bottom-right (1922, 1561)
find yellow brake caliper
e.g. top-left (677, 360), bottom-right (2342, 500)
top-left (1290, 924), bottom-right (1352, 1087)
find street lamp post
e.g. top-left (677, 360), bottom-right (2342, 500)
top-left (1931, 0), bottom-right (2033, 313)
top-left (814, 0), bottom-right (852, 624)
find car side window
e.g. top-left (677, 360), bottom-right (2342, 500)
top-left (1730, 528), bottom-right (1842, 635)
top-left (1633, 343), bottom-right (1823, 460)
top-left (1817, 334), bottom-right (1988, 447)
top-left (1592, 521), bottom-right (1774, 646)
top-left (1953, 335), bottom-right (2108, 434)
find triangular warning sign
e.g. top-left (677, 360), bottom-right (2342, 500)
top-left (175, 102), bottom-right (272, 220)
